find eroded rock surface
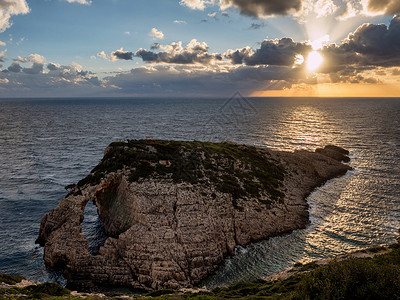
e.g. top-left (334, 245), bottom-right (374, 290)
top-left (37, 140), bottom-right (351, 291)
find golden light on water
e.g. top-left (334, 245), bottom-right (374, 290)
top-left (265, 105), bottom-right (335, 151)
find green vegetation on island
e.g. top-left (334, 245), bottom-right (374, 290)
top-left (76, 140), bottom-right (286, 209)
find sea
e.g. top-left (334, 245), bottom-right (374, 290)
top-left (0, 96), bottom-right (399, 288)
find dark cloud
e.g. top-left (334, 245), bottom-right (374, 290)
top-left (47, 63), bottom-right (59, 71)
top-left (225, 47), bottom-right (253, 64)
top-left (328, 67), bottom-right (380, 84)
top-left (367, 0), bottom-right (400, 14)
top-left (248, 22), bottom-right (266, 30)
top-left (222, 0), bottom-right (302, 17)
top-left (77, 70), bottom-right (89, 76)
top-left (8, 62), bottom-right (22, 73)
top-left (135, 39), bottom-right (222, 64)
top-left (0, 60), bottom-right (103, 97)
top-left (0, 50), bottom-right (5, 70)
top-left (104, 64), bottom-right (308, 97)
top-left (226, 38), bottom-right (311, 66)
top-left (392, 68), bottom-right (400, 75)
top-left (224, 17), bottom-right (400, 84)
top-left (321, 16), bottom-right (400, 69)
top-left (111, 48), bottom-right (134, 60)
top-left (151, 43), bottom-right (161, 50)
top-left (375, 70), bottom-right (386, 76)
top-left (342, 16), bottom-right (400, 66)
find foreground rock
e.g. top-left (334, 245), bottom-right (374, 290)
top-left (37, 140), bottom-right (351, 291)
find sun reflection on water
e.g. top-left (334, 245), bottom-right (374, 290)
top-left (262, 105), bottom-right (339, 151)
top-left (203, 98), bottom-right (400, 289)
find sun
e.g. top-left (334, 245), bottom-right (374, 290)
top-left (307, 51), bottom-right (323, 71)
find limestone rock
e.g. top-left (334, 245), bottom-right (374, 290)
top-left (37, 140), bottom-right (351, 291)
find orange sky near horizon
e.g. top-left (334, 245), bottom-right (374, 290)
top-left (251, 83), bottom-right (400, 98)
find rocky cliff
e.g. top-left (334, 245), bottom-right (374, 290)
top-left (36, 140), bottom-right (351, 291)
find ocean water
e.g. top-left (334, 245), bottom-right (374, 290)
top-left (0, 97), bottom-right (399, 287)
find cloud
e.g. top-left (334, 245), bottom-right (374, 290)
top-left (179, 0), bottom-right (400, 20)
top-left (313, 0), bottom-right (338, 18)
top-left (135, 39), bottom-right (222, 64)
top-left (12, 54), bottom-right (46, 74)
top-left (208, 12), bottom-right (217, 18)
top-left (337, 2), bottom-right (361, 20)
top-left (104, 63), bottom-right (308, 96)
top-left (64, 0), bottom-right (92, 5)
top-left (26, 54), bottom-right (46, 64)
top-left (392, 68), bottom-right (400, 75)
top-left (47, 63), bottom-right (60, 71)
top-left (180, 0), bottom-right (304, 17)
top-left (367, 0), bottom-right (400, 15)
top-left (97, 51), bottom-right (108, 60)
top-left (174, 20), bottom-right (187, 24)
top-left (224, 15), bottom-right (400, 73)
top-left (1, 57), bottom-right (102, 97)
top-left (179, 0), bottom-right (214, 10)
top-left (149, 28), bottom-right (164, 39)
top-left (0, 40), bottom-right (5, 46)
top-left (220, 0), bottom-right (302, 17)
top-left (97, 48), bottom-right (134, 61)
top-left (4, 53), bottom-right (47, 74)
top-left (111, 48), bottom-right (134, 61)
top-left (23, 62), bottom-right (44, 75)
top-left (248, 22), bottom-right (266, 30)
top-left (151, 43), bottom-right (161, 50)
top-left (226, 38), bottom-right (311, 66)
top-left (8, 61), bottom-right (22, 72)
top-left (0, 0), bottom-right (30, 32)
top-left (323, 16), bottom-right (400, 68)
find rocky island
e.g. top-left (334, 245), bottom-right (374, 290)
top-left (36, 140), bottom-right (351, 291)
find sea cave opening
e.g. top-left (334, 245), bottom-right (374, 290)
top-left (81, 200), bottom-right (108, 255)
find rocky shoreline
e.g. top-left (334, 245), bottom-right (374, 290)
top-left (36, 140), bottom-right (351, 291)
top-left (2, 243), bottom-right (400, 299)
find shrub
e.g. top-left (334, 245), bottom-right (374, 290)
top-left (0, 274), bottom-right (25, 285)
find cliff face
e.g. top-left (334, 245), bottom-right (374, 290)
top-left (36, 140), bottom-right (351, 291)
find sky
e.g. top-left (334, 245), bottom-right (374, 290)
top-left (0, 0), bottom-right (399, 98)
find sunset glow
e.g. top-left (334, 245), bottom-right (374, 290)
top-left (0, 1), bottom-right (398, 98)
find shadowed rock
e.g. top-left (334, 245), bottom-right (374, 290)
top-left (36, 140), bottom-right (351, 291)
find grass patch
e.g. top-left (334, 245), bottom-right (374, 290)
top-left (0, 282), bottom-right (71, 299)
top-left (294, 247), bottom-right (400, 299)
top-left (0, 274), bottom-right (25, 285)
top-left (207, 245), bottom-right (400, 299)
top-left (146, 289), bottom-right (176, 297)
top-left (299, 262), bottom-right (319, 272)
